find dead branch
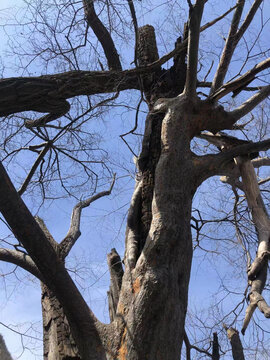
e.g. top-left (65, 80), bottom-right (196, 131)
top-left (59, 174), bottom-right (116, 258)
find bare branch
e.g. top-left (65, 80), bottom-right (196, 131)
top-left (210, 0), bottom-right (263, 96)
top-left (234, 158), bottom-right (270, 333)
top-left (0, 6), bottom-right (239, 124)
top-left (124, 180), bottom-right (142, 270)
top-left (0, 248), bottom-right (43, 281)
top-left (83, 0), bottom-right (122, 70)
top-left (230, 85), bottom-right (270, 121)
top-left (107, 248), bottom-right (124, 322)
top-left (235, 0), bottom-right (263, 43)
top-left (210, 57), bottom-right (270, 101)
top-left (183, 330), bottom-right (212, 358)
top-left (0, 161), bottom-right (106, 359)
top-left (185, 0), bottom-right (205, 97)
top-left (18, 142), bottom-right (51, 195)
top-left (210, 0), bottom-right (245, 94)
top-left (127, 0), bottom-right (139, 66)
top-left (197, 138), bottom-right (270, 180)
top-left (212, 332), bottom-right (220, 360)
top-left (59, 174), bottom-right (116, 258)
top-left (224, 326), bottom-right (245, 360)
top-left (252, 157), bottom-right (270, 167)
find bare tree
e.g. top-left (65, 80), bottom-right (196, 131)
top-left (0, 0), bottom-right (270, 359)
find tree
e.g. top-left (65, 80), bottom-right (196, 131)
top-left (0, 0), bottom-right (270, 359)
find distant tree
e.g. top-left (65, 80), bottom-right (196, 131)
top-left (0, 0), bottom-right (269, 359)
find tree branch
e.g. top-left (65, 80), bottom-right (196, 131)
top-left (127, 0), bottom-right (139, 66)
top-left (230, 85), bottom-right (270, 121)
top-left (59, 174), bottom-right (116, 258)
top-left (210, 0), bottom-right (263, 95)
top-left (252, 156), bottom-right (270, 167)
top-left (210, 57), bottom-right (270, 101)
top-left (185, 0), bottom-right (205, 97)
top-left (0, 5), bottom-right (238, 124)
top-left (107, 248), bottom-right (124, 322)
top-left (224, 326), bottom-right (245, 360)
top-left (235, 159), bottom-right (270, 333)
top-left (83, 0), bottom-right (122, 70)
top-left (210, 0), bottom-right (245, 94)
top-left (235, 0), bottom-right (263, 43)
top-left (18, 142), bottom-right (51, 195)
top-left (0, 248), bottom-right (43, 281)
top-left (196, 138), bottom-right (270, 180)
top-left (0, 161), bottom-right (106, 359)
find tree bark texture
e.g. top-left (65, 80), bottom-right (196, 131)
top-left (111, 93), bottom-right (198, 360)
top-left (42, 284), bottom-right (80, 360)
top-left (226, 327), bottom-right (245, 360)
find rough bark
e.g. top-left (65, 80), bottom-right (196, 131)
top-left (111, 94), bottom-right (197, 360)
top-left (226, 327), bottom-right (245, 360)
top-left (42, 284), bottom-right (80, 360)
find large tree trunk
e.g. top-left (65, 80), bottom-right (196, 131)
top-left (113, 92), bottom-right (197, 359)
top-left (104, 25), bottom-right (193, 360)
top-left (41, 284), bottom-right (80, 360)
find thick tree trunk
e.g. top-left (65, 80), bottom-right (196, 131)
top-left (113, 94), bottom-right (197, 360)
top-left (41, 284), bottom-right (80, 360)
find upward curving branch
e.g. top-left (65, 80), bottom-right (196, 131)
top-left (230, 85), bottom-right (270, 121)
top-left (210, 57), bottom-right (270, 101)
top-left (59, 174), bottom-right (116, 258)
top-left (184, 0), bottom-right (205, 97)
top-left (83, 0), bottom-right (122, 70)
top-left (210, 0), bottom-right (263, 95)
top-left (210, 0), bottom-right (245, 94)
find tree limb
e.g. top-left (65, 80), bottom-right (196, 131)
top-left (210, 0), bottom-right (245, 94)
top-left (107, 248), bottom-right (124, 322)
top-left (230, 85), bottom-right (270, 121)
top-left (83, 0), bottom-right (122, 70)
top-left (210, 0), bottom-right (263, 95)
top-left (59, 174), bottom-right (116, 258)
top-left (18, 142), bottom-right (51, 195)
top-left (210, 57), bottom-right (270, 101)
top-left (196, 138), bottom-right (270, 180)
top-left (0, 248), bottom-right (43, 281)
top-left (224, 326), bottom-right (245, 360)
top-left (0, 161), bottom-right (106, 360)
top-left (185, 0), bottom-right (205, 97)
